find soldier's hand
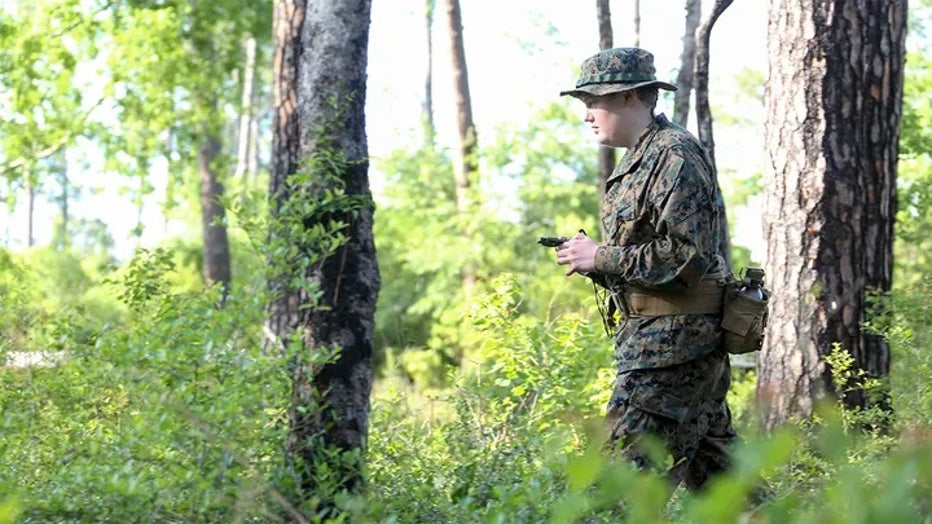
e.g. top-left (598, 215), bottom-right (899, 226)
top-left (555, 231), bottom-right (598, 276)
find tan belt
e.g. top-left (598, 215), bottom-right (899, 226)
top-left (623, 279), bottom-right (724, 316)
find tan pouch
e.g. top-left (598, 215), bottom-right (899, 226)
top-left (721, 278), bottom-right (770, 354)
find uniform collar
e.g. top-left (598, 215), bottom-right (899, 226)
top-left (607, 113), bottom-right (670, 184)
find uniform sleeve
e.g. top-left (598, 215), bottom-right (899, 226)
top-left (593, 151), bottom-right (719, 289)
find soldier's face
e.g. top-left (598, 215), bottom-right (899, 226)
top-left (584, 92), bottom-right (637, 148)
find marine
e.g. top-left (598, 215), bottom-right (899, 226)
top-left (553, 46), bottom-right (738, 491)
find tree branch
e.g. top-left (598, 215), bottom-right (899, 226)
top-left (694, 0), bottom-right (734, 172)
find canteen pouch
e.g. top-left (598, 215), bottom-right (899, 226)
top-left (720, 279), bottom-right (770, 354)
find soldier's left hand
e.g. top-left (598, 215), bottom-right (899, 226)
top-left (555, 232), bottom-right (599, 276)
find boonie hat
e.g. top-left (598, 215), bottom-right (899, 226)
top-left (560, 47), bottom-right (677, 99)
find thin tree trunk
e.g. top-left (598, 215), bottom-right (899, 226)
top-left (759, 0), bottom-right (905, 429)
top-left (596, 0), bottom-right (615, 213)
top-left (632, 0), bottom-right (640, 47)
top-left (423, 0), bottom-right (436, 146)
top-left (199, 134), bottom-right (232, 296)
top-left (694, 0), bottom-right (733, 171)
top-left (57, 162), bottom-right (69, 249)
top-left (270, 0), bottom-right (378, 504)
top-left (693, 0), bottom-right (733, 267)
top-left (445, 0), bottom-right (476, 292)
top-left (673, 0), bottom-right (701, 127)
top-left (26, 170), bottom-right (34, 248)
top-left (247, 115), bottom-right (259, 184)
top-left (234, 36), bottom-right (257, 182)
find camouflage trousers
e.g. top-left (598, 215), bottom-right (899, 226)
top-left (605, 350), bottom-right (737, 492)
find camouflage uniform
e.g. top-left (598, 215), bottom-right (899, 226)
top-left (563, 48), bottom-right (738, 492)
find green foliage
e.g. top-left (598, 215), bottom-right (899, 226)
top-left (864, 278), bottom-right (932, 428)
top-left (0, 245), bottom-right (293, 521)
top-left (0, 0), bottom-right (100, 184)
top-left (897, 2), bottom-right (932, 283)
top-left (265, 151), bottom-right (372, 305)
top-left (373, 102), bottom-right (601, 385)
top-left (357, 282), bottom-right (932, 523)
top-left (0, 246), bottom-right (123, 354)
top-left (363, 278), bottom-right (614, 523)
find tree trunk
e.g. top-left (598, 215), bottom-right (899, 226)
top-left (234, 36), bottom-right (257, 183)
top-left (632, 0), bottom-right (640, 47)
top-left (269, 0), bottom-right (378, 504)
top-left (759, 0), bottom-right (905, 429)
top-left (672, 0), bottom-right (701, 127)
top-left (445, 0), bottom-right (476, 292)
top-left (693, 0), bottom-right (733, 267)
top-left (693, 0), bottom-right (733, 171)
top-left (56, 158), bottom-right (69, 250)
top-left (423, 0), bottom-right (436, 146)
top-left (199, 134), bottom-right (232, 296)
top-left (26, 170), bottom-right (35, 248)
top-left (596, 0), bottom-right (615, 213)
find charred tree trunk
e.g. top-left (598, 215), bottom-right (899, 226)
top-left (199, 133), bottom-right (232, 296)
top-left (445, 0), bottom-right (477, 292)
top-left (596, 0), bottom-right (616, 212)
top-left (673, 0), bottom-right (701, 127)
top-left (269, 0), bottom-right (379, 504)
top-left (759, 0), bottom-right (905, 429)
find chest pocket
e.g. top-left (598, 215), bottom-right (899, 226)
top-left (601, 198), bottom-right (637, 244)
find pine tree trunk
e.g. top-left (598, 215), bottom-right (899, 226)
top-left (269, 0), bottom-right (378, 501)
top-left (759, 0), bottom-right (905, 428)
top-left (423, 0), bottom-right (436, 145)
top-left (693, 0), bottom-right (732, 266)
top-left (234, 36), bottom-right (257, 182)
top-left (199, 134), bottom-right (232, 296)
top-left (632, 0), bottom-right (640, 47)
top-left (694, 0), bottom-right (733, 172)
top-left (26, 170), bottom-right (35, 248)
top-left (672, 0), bottom-right (701, 127)
top-left (596, 0), bottom-right (615, 211)
top-left (445, 0), bottom-right (476, 291)
top-left (57, 162), bottom-right (69, 249)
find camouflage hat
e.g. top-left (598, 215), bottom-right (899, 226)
top-left (560, 47), bottom-right (677, 99)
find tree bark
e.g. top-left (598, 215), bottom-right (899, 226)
top-left (234, 36), bottom-right (257, 183)
top-left (423, 0), bottom-right (436, 146)
top-left (693, 0), bottom-right (733, 267)
top-left (199, 133), bottom-right (232, 296)
top-left (596, 0), bottom-right (615, 211)
top-left (759, 0), bottom-right (905, 429)
top-left (26, 169), bottom-right (35, 248)
top-left (56, 155), bottom-right (69, 249)
top-left (632, 0), bottom-right (640, 47)
top-left (693, 0), bottom-right (733, 171)
top-left (269, 0), bottom-right (379, 503)
top-left (445, 0), bottom-right (476, 291)
top-left (672, 0), bottom-right (701, 127)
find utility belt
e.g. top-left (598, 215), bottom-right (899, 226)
top-left (606, 274), bottom-right (726, 321)
top-left (619, 279), bottom-right (725, 317)
top-left (602, 270), bottom-right (770, 355)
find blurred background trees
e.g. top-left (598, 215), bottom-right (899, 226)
top-left (1, 0), bottom-right (931, 520)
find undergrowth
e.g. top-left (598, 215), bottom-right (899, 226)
top-left (1, 264), bottom-right (930, 523)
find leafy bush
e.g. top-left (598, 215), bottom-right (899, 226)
top-left (357, 280), bottom-right (932, 523)
top-left (0, 248), bottom-right (292, 522)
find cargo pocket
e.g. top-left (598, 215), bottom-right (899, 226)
top-left (629, 384), bottom-right (691, 424)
